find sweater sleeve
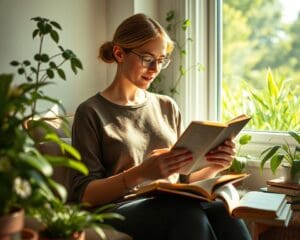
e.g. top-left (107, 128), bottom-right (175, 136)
top-left (69, 103), bottom-right (106, 202)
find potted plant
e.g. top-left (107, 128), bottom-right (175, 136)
top-left (260, 131), bottom-right (300, 182)
top-left (0, 16), bottom-right (88, 239)
top-left (28, 197), bottom-right (124, 240)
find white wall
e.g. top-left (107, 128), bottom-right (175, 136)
top-left (0, 0), bottom-right (107, 113)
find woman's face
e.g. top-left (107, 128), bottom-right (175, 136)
top-left (120, 36), bottom-right (168, 89)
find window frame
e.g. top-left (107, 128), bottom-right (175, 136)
top-left (173, 0), bottom-right (298, 159)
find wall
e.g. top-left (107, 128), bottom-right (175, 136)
top-left (0, 0), bottom-right (106, 113)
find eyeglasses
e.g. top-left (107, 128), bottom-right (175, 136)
top-left (129, 50), bottom-right (170, 70)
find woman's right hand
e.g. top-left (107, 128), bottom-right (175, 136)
top-left (138, 148), bottom-right (193, 180)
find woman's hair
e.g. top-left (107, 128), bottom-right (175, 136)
top-left (99, 13), bottom-right (174, 63)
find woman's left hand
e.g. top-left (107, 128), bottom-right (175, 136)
top-left (205, 139), bottom-right (236, 169)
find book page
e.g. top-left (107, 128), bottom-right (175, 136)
top-left (232, 191), bottom-right (286, 218)
top-left (174, 123), bottom-right (225, 174)
top-left (213, 184), bottom-right (240, 214)
top-left (174, 115), bottom-right (251, 175)
top-left (190, 173), bottom-right (248, 196)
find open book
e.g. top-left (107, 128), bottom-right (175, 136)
top-left (127, 173), bottom-right (291, 226)
top-left (173, 114), bottom-right (251, 174)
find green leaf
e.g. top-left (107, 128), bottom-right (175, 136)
top-left (46, 69), bottom-right (54, 79)
top-left (32, 29), bottom-right (39, 39)
top-left (23, 60), bottom-right (31, 66)
top-left (166, 10), bottom-right (174, 22)
top-left (31, 17), bottom-right (42, 22)
top-left (267, 68), bottom-right (278, 98)
top-left (270, 155), bottom-right (284, 174)
top-left (34, 54), bottom-right (41, 61)
top-left (50, 30), bottom-right (59, 43)
top-left (49, 61), bottom-right (56, 69)
top-left (50, 21), bottom-right (62, 30)
top-left (10, 60), bottom-right (19, 66)
top-left (58, 45), bottom-right (64, 52)
top-left (41, 54), bottom-right (50, 62)
top-left (45, 155), bottom-right (88, 176)
top-left (71, 58), bottom-right (83, 70)
top-left (289, 131), bottom-right (300, 145)
top-left (239, 134), bottom-right (252, 145)
top-left (18, 151), bottom-right (53, 177)
top-left (182, 19), bottom-right (191, 30)
top-left (71, 62), bottom-right (78, 74)
top-left (18, 68), bottom-right (25, 75)
top-left (30, 67), bottom-right (37, 73)
top-left (37, 21), bottom-right (47, 34)
top-left (62, 50), bottom-right (73, 59)
top-left (260, 145), bottom-right (281, 170)
top-left (47, 178), bottom-right (67, 202)
top-left (57, 68), bottom-right (66, 80)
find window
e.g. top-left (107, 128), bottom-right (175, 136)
top-left (167, 0), bottom-right (299, 158)
top-left (221, 0), bottom-right (300, 132)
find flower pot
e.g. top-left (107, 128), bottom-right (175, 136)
top-left (22, 228), bottom-right (38, 240)
top-left (0, 207), bottom-right (24, 240)
top-left (282, 161), bottom-right (300, 183)
top-left (39, 231), bottom-right (85, 240)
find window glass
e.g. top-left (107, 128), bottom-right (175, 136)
top-left (221, 0), bottom-right (300, 132)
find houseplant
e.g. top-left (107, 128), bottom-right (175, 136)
top-left (28, 197), bottom-right (124, 240)
top-left (260, 131), bottom-right (300, 182)
top-left (0, 16), bottom-right (87, 238)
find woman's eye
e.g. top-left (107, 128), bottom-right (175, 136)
top-left (143, 57), bottom-right (154, 63)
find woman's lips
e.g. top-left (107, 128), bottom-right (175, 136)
top-left (142, 76), bottom-right (155, 81)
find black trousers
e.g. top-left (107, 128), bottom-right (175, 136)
top-left (109, 195), bottom-right (252, 240)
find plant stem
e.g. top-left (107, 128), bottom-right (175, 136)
top-left (32, 34), bottom-right (44, 115)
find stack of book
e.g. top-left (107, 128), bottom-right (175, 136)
top-left (265, 177), bottom-right (300, 211)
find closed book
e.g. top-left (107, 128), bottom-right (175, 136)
top-left (267, 178), bottom-right (300, 190)
top-left (267, 185), bottom-right (300, 196)
top-left (260, 186), bottom-right (300, 203)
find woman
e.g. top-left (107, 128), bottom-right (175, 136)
top-left (70, 13), bottom-right (251, 240)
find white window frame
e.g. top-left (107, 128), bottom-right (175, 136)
top-left (171, 0), bottom-right (298, 161)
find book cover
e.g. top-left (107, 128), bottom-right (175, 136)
top-left (267, 177), bottom-right (300, 190)
top-left (232, 191), bottom-right (287, 219)
top-left (173, 114), bottom-right (251, 174)
top-left (241, 203), bottom-right (292, 227)
top-left (261, 186), bottom-right (300, 203)
top-left (267, 185), bottom-right (300, 196)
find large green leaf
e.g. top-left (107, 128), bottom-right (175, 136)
top-left (45, 155), bottom-right (88, 175)
top-left (289, 131), bottom-right (300, 145)
top-left (47, 177), bottom-right (67, 202)
top-left (260, 145), bottom-right (281, 170)
top-left (18, 150), bottom-right (53, 177)
top-left (270, 155), bottom-right (284, 174)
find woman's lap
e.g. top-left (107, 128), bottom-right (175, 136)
top-left (108, 195), bottom-right (252, 240)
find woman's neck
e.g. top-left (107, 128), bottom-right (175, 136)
top-left (101, 78), bottom-right (146, 106)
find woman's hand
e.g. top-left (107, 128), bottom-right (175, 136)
top-left (139, 148), bottom-right (193, 180)
top-left (205, 139), bottom-right (236, 170)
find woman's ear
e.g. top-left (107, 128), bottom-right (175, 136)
top-left (113, 45), bottom-right (124, 63)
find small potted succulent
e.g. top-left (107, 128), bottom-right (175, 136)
top-left (260, 131), bottom-right (300, 183)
